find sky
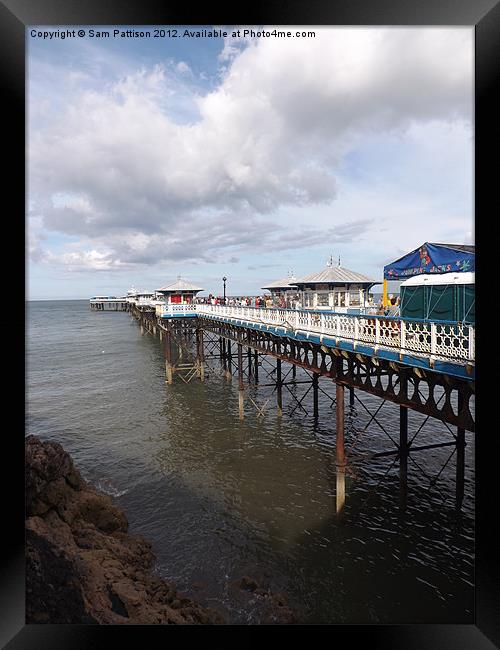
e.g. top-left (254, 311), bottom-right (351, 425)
top-left (27, 26), bottom-right (474, 300)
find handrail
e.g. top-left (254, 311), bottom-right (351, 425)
top-left (192, 304), bottom-right (475, 364)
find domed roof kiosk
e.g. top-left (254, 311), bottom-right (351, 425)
top-left (261, 273), bottom-right (298, 308)
top-left (156, 276), bottom-right (204, 305)
top-left (293, 256), bottom-right (379, 312)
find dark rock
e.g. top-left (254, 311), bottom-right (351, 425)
top-left (25, 435), bottom-right (224, 625)
top-left (237, 576), bottom-right (260, 592)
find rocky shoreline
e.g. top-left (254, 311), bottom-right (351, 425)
top-left (26, 435), bottom-right (297, 625)
top-left (26, 435), bottom-right (224, 624)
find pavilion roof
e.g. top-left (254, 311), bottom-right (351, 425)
top-left (261, 276), bottom-right (297, 290)
top-left (294, 265), bottom-right (377, 285)
top-left (157, 277), bottom-right (204, 292)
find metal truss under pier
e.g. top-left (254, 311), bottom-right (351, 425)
top-left (129, 306), bottom-right (475, 512)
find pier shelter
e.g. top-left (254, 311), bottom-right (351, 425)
top-left (400, 272), bottom-right (475, 323)
top-left (384, 243), bottom-right (475, 322)
top-left (261, 275), bottom-right (299, 308)
top-left (293, 258), bottom-right (379, 312)
top-left (157, 277), bottom-right (204, 305)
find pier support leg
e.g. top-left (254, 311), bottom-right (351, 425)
top-left (238, 343), bottom-right (244, 420)
top-left (221, 338), bottom-right (226, 373)
top-left (336, 382), bottom-right (346, 514)
top-left (164, 330), bottom-right (173, 385)
top-left (276, 359), bottom-right (283, 417)
top-left (312, 373), bottom-right (319, 420)
top-left (399, 406), bottom-right (409, 510)
top-left (247, 347), bottom-right (252, 379)
top-left (456, 392), bottom-right (466, 508)
top-left (196, 328), bottom-right (205, 382)
top-left (349, 387), bottom-right (355, 407)
top-left (226, 341), bottom-right (232, 381)
top-left (292, 364), bottom-right (297, 380)
top-left (254, 350), bottom-right (259, 383)
top-left (336, 382), bottom-right (345, 466)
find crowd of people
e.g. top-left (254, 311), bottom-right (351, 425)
top-left (195, 293), bottom-right (400, 315)
top-left (195, 294), bottom-right (273, 308)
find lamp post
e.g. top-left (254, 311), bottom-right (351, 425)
top-left (222, 276), bottom-right (227, 303)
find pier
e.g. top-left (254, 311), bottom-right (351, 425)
top-left (124, 300), bottom-right (475, 513)
top-left (90, 296), bottom-right (128, 311)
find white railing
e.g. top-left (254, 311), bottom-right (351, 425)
top-left (193, 305), bottom-right (475, 365)
top-left (156, 303), bottom-right (198, 316)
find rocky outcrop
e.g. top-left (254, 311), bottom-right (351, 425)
top-left (233, 576), bottom-right (298, 624)
top-left (25, 435), bottom-right (224, 624)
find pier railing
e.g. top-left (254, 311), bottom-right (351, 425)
top-left (156, 303), bottom-right (198, 316)
top-left (194, 305), bottom-right (475, 365)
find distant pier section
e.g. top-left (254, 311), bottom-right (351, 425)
top-left (89, 295), bottom-right (129, 311)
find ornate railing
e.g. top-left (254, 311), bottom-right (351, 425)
top-left (194, 305), bottom-right (475, 365)
top-left (156, 303), bottom-right (198, 316)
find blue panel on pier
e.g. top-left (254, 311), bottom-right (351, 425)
top-left (199, 314), bottom-right (474, 381)
top-left (384, 242), bottom-right (474, 280)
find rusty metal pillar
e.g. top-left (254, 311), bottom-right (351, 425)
top-left (226, 340), bottom-right (233, 381)
top-left (312, 373), bottom-right (319, 420)
top-left (196, 328), bottom-right (205, 382)
top-left (456, 391), bottom-right (466, 508)
top-left (399, 405), bottom-right (409, 511)
top-left (336, 382), bottom-right (345, 466)
top-left (254, 350), bottom-right (259, 383)
top-left (238, 342), bottom-right (244, 419)
top-left (221, 337), bottom-right (226, 373)
top-left (164, 328), bottom-right (173, 385)
top-left (276, 359), bottom-right (283, 417)
top-left (336, 381), bottom-right (346, 515)
top-left (399, 406), bottom-right (409, 465)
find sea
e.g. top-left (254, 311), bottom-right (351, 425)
top-left (26, 300), bottom-right (475, 624)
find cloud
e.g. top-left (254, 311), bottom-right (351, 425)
top-left (28, 28), bottom-right (473, 273)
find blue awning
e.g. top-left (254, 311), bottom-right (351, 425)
top-left (383, 242), bottom-right (474, 280)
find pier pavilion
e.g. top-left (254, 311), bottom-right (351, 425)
top-left (261, 274), bottom-right (298, 308)
top-left (293, 257), bottom-right (379, 312)
top-left (155, 277), bottom-right (204, 315)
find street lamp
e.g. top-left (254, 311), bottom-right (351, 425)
top-left (222, 276), bottom-right (227, 303)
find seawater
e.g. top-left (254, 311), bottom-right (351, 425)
top-left (26, 300), bottom-right (474, 624)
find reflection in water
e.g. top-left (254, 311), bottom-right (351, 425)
top-left (336, 463), bottom-right (346, 516)
top-left (27, 301), bottom-right (475, 624)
